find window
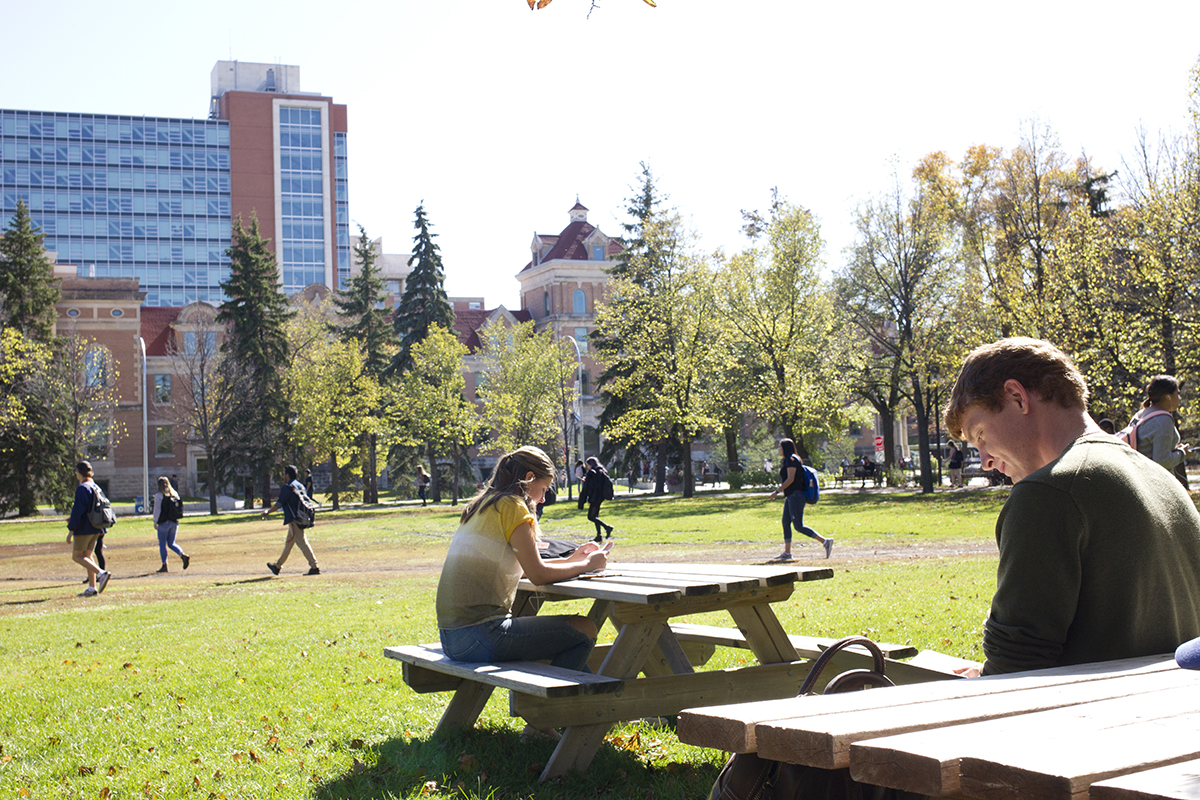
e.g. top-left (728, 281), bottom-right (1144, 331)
top-left (154, 374), bottom-right (172, 404)
top-left (574, 327), bottom-right (588, 349)
top-left (581, 371), bottom-right (590, 397)
top-left (473, 372), bottom-right (486, 392)
top-left (573, 289), bottom-right (586, 314)
top-left (544, 291), bottom-right (550, 314)
top-left (184, 331), bottom-right (217, 355)
top-left (85, 421), bottom-right (109, 460)
top-left (84, 348), bottom-right (108, 388)
top-left (155, 425), bottom-right (174, 455)
top-left (592, 246), bottom-right (604, 261)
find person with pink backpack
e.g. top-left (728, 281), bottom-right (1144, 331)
top-left (1118, 374), bottom-right (1191, 488)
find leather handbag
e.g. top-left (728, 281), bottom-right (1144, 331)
top-left (707, 636), bottom-right (926, 800)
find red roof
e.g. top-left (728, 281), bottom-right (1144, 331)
top-left (141, 307), bottom-right (182, 356)
top-left (453, 307), bottom-right (534, 354)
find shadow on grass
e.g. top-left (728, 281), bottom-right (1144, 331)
top-left (213, 576), bottom-right (274, 586)
top-left (315, 726), bottom-right (721, 800)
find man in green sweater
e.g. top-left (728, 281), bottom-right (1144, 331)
top-left (945, 337), bottom-right (1200, 676)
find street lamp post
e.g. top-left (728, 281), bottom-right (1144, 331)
top-left (562, 334), bottom-right (584, 491)
top-left (139, 336), bottom-right (148, 514)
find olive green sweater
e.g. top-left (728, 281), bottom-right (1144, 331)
top-left (982, 433), bottom-right (1200, 675)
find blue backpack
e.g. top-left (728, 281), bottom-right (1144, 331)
top-left (802, 465), bottom-right (820, 504)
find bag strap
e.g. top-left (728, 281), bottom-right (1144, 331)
top-left (797, 635), bottom-right (894, 695)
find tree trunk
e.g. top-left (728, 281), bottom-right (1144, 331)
top-left (452, 440), bottom-right (461, 506)
top-left (724, 422), bottom-right (741, 472)
top-left (682, 433), bottom-right (695, 499)
top-left (428, 442), bottom-right (441, 503)
top-left (879, 409), bottom-right (896, 473)
top-left (261, 470), bottom-right (272, 513)
top-left (654, 439), bottom-right (667, 495)
top-left (330, 450), bottom-right (340, 511)
top-left (911, 378), bottom-right (934, 494)
top-left (17, 440), bottom-right (36, 516)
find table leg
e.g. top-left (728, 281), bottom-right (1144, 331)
top-left (434, 682), bottom-right (494, 736)
top-left (729, 603), bottom-right (798, 664)
top-left (538, 620), bottom-right (666, 781)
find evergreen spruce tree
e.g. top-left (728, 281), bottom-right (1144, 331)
top-left (389, 203), bottom-right (454, 376)
top-left (594, 164), bottom-right (679, 492)
top-left (0, 199), bottom-right (60, 343)
top-left (0, 199), bottom-right (66, 515)
top-left (214, 214), bottom-right (294, 504)
top-left (332, 224), bottom-right (396, 503)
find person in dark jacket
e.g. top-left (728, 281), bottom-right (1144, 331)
top-left (66, 460), bottom-right (111, 596)
top-left (262, 465), bottom-right (320, 576)
top-left (578, 457), bottom-right (614, 542)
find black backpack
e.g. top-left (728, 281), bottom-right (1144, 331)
top-left (601, 471), bottom-right (614, 501)
top-left (161, 494), bottom-right (184, 522)
top-left (293, 486), bottom-right (318, 529)
top-left (87, 483), bottom-right (117, 530)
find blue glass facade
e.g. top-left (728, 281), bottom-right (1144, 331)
top-left (334, 131), bottom-right (349, 289)
top-left (0, 109), bottom-right (231, 307)
top-left (278, 106), bottom-right (324, 294)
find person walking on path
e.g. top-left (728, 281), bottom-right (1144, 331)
top-left (768, 439), bottom-right (832, 561)
top-left (152, 475), bottom-right (190, 573)
top-left (947, 441), bottom-right (965, 488)
top-left (304, 468), bottom-right (315, 500)
top-left (66, 460), bottom-right (111, 597)
top-left (416, 464), bottom-right (431, 507)
top-left (578, 456), bottom-right (615, 542)
top-left (262, 465), bottom-right (320, 576)
top-left (1128, 374), bottom-right (1191, 488)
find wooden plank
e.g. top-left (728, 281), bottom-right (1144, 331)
top-left (955, 697), bottom-right (1200, 800)
top-left (827, 669), bottom-right (1200, 789)
top-left (668, 622), bottom-right (918, 659)
top-left (518, 576), bottom-right (682, 605)
top-left (729, 603), bottom-right (798, 664)
top-left (436, 682), bottom-right (493, 734)
top-left (1091, 758), bottom-right (1200, 800)
top-left (598, 619), bottom-right (666, 678)
top-left (384, 644), bottom-right (624, 697)
top-left (513, 660), bottom-right (813, 730)
top-left (616, 562), bottom-right (832, 586)
top-left (539, 722), bottom-right (610, 781)
top-left (849, 682), bottom-right (1200, 799)
top-left (677, 654), bottom-right (1177, 755)
top-left (401, 663), bottom-right (463, 693)
top-left (611, 583), bottom-right (796, 624)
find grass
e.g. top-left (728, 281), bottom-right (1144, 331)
top-left (0, 489), bottom-right (1010, 799)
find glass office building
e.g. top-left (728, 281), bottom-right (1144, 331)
top-left (1, 62), bottom-right (350, 306)
top-left (1, 110), bottom-right (232, 306)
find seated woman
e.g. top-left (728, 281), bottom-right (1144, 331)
top-left (436, 446), bottom-right (609, 672)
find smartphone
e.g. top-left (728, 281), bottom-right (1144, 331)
top-left (600, 540), bottom-right (614, 553)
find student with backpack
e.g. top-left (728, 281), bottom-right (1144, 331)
top-left (767, 438), bottom-right (833, 561)
top-left (1119, 374), bottom-right (1191, 488)
top-left (262, 464), bottom-right (320, 576)
top-left (578, 456), bottom-right (615, 542)
top-left (66, 460), bottom-right (112, 596)
top-left (152, 475), bottom-right (190, 573)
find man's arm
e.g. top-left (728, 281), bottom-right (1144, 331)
top-left (982, 482), bottom-right (1083, 675)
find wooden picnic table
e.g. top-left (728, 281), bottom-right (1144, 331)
top-left (389, 562), bottom-right (834, 781)
top-left (678, 653), bottom-right (1200, 799)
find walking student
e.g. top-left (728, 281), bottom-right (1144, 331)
top-left (416, 464), bottom-right (431, 507)
top-left (66, 460), bottom-right (111, 597)
top-left (1128, 374), bottom-right (1191, 488)
top-left (152, 475), bottom-right (190, 573)
top-left (262, 465), bottom-right (320, 576)
top-left (768, 438), bottom-right (832, 561)
top-left (578, 456), bottom-right (615, 542)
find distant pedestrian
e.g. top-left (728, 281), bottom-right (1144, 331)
top-left (1129, 374), bottom-right (1191, 488)
top-left (768, 439), bottom-right (832, 561)
top-left (579, 457), bottom-right (615, 542)
top-left (66, 460), bottom-right (111, 597)
top-left (416, 465), bottom-right (431, 506)
top-left (262, 465), bottom-right (320, 576)
top-left (304, 468), bottom-right (315, 499)
top-left (947, 441), bottom-right (964, 488)
top-left (152, 475), bottom-right (190, 573)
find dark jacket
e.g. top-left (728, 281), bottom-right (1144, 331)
top-left (68, 479), bottom-right (103, 536)
top-left (579, 468), bottom-right (611, 506)
top-left (278, 479), bottom-right (305, 525)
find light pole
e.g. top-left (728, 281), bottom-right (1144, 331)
top-left (562, 334), bottom-right (584, 486)
top-left (139, 336), bottom-right (149, 513)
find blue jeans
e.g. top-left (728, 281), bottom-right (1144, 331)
top-left (440, 615), bottom-right (595, 671)
top-left (157, 521), bottom-right (185, 562)
top-left (782, 493), bottom-right (820, 545)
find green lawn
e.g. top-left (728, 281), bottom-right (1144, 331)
top-left (0, 489), bottom-right (1009, 800)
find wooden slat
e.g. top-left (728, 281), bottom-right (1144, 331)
top-left (519, 576), bottom-right (682, 605)
top-left (849, 682), bottom-right (1200, 799)
top-left (955, 695), bottom-right (1200, 800)
top-left (668, 622), bottom-right (918, 659)
top-left (840, 669), bottom-right (1200, 791)
top-left (513, 660), bottom-right (813, 729)
top-left (617, 562), bottom-right (832, 586)
top-left (1090, 758), bottom-right (1200, 800)
top-left (384, 644), bottom-right (624, 697)
top-left (677, 654), bottom-right (1177, 755)
top-left (730, 602), bottom-right (798, 665)
top-left (611, 582), bottom-right (796, 624)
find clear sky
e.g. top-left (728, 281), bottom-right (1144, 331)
top-left (4, 1), bottom-right (1198, 309)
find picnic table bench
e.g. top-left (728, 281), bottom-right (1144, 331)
top-left (679, 653), bottom-right (1200, 799)
top-left (835, 463), bottom-right (883, 488)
